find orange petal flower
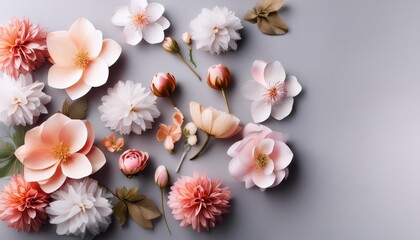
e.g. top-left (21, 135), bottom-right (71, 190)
top-left (101, 132), bottom-right (124, 152)
top-left (156, 109), bottom-right (183, 151)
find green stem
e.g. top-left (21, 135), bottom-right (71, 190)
top-left (167, 95), bottom-right (177, 108)
top-left (188, 45), bottom-right (197, 68)
top-left (190, 133), bottom-right (210, 160)
top-left (177, 53), bottom-right (201, 81)
top-left (160, 188), bottom-right (172, 236)
top-left (221, 88), bottom-right (231, 114)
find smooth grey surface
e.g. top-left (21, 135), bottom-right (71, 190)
top-left (1, 0), bottom-right (420, 239)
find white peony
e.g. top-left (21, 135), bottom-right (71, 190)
top-left (0, 73), bottom-right (51, 127)
top-left (190, 6), bottom-right (243, 54)
top-left (46, 178), bottom-right (113, 240)
top-left (99, 80), bottom-right (160, 135)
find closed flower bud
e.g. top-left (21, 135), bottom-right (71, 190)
top-left (182, 32), bottom-right (192, 45)
top-left (162, 37), bottom-right (179, 53)
top-left (187, 135), bottom-right (198, 146)
top-left (184, 122), bottom-right (197, 136)
top-left (155, 165), bottom-right (169, 188)
top-left (207, 64), bottom-right (231, 90)
top-left (118, 149), bottom-right (148, 177)
top-left (151, 73), bottom-right (177, 97)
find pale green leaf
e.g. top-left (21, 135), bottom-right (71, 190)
top-left (11, 126), bottom-right (25, 148)
top-left (113, 200), bottom-right (128, 225)
top-left (61, 98), bottom-right (71, 116)
top-left (68, 98), bottom-right (88, 120)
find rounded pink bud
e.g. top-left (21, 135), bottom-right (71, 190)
top-left (151, 73), bottom-right (177, 97)
top-left (207, 64), bottom-right (231, 90)
top-left (182, 32), bottom-right (192, 45)
top-left (154, 165), bottom-right (169, 188)
top-left (118, 149), bottom-right (149, 177)
top-left (162, 37), bottom-right (179, 53)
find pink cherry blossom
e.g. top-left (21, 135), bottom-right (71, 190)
top-left (227, 123), bottom-right (293, 190)
top-left (47, 18), bottom-right (122, 100)
top-left (242, 60), bottom-right (302, 123)
top-left (14, 113), bottom-right (106, 193)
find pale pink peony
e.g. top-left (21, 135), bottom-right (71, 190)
top-left (118, 149), bottom-right (148, 177)
top-left (227, 123), bottom-right (293, 190)
top-left (0, 17), bottom-right (49, 80)
top-left (0, 174), bottom-right (49, 232)
top-left (14, 113), bottom-right (107, 193)
top-left (167, 172), bottom-right (231, 232)
top-left (47, 18), bottom-right (122, 100)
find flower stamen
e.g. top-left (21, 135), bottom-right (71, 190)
top-left (52, 142), bottom-right (70, 162)
top-left (73, 50), bottom-right (89, 69)
top-left (256, 153), bottom-right (268, 169)
top-left (132, 11), bottom-right (150, 27)
top-left (265, 82), bottom-right (287, 104)
top-left (78, 203), bottom-right (86, 213)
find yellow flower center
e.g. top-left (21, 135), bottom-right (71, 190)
top-left (73, 50), bottom-right (89, 69)
top-left (256, 153), bottom-right (268, 169)
top-left (12, 96), bottom-right (22, 105)
top-left (78, 203), bottom-right (86, 213)
top-left (132, 11), bottom-right (150, 27)
top-left (52, 142), bottom-right (70, 162)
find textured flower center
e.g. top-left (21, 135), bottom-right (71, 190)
top-left (12, 96), bottom-right (22, 105)
top-left (132, 11), bottom-right (150, 27)
top-left (265, 82), bottom-right (287, 104)
top-left (193, 186), bottom-right (208, 205)
top-left (78, 203), bottom-right (86, 213)
top-left (74, 50), bottom-right (89, 69)
top-left (52, 142), bottom-right (70, 162)
top-left (256, 153), bottom-right (268, 169)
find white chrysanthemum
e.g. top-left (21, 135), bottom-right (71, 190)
top-left (0, 73), bottom-right (51, 127)
top-left (190, 6), bottom-right (243, 54)
top-left (99, 80), bottom-right (160, 135)
top-left (46, 178), bottom-right (113, 240)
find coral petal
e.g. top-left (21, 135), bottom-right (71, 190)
top-left (41, 113), bottom-right (70, 145)
top-left (79, 121), bottom-right (95, 155)
top-left (85, 146), bottom-right (106, 174)
top-left (68, 18), bottom-right (96, 50)
top-left (24, 162), bottom-right (59, 182)
top-left (61, 153), bottom-right (92, 179)
top-left (65, 79), bottom-right (92, 100)
top-left (83, 58), bottom-right (109, 87)
top-left (48, 65), bottom-right (83, 89)
top-left (47, 31), bottom-right (77, 66)
top-left (59, 120), bottom-right (88, 153)
top-left (39, 166), bottom-right (67, 193)
top-left (98, 39), bottom-right (122, 67)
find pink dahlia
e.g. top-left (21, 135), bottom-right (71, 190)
top-left (0, 174), bottom-right (49, 232)
top-left (0, 17), bottom-right (49, 80)
top-left (167, 172), bottom-right (231, 232)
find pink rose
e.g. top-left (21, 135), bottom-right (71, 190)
top-left (118, 149), bottom-right (148, 177)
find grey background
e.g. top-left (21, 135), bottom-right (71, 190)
top-left (1, 0), bottom-right (420, 239)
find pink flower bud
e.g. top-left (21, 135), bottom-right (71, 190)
top-left (151, 73), bottom-right (177, 97)
top-left (118, 149), bottom-right (148, 177)
top-left (162, 37), bottom-right (179, 53)
top-left (207, 64), bottom-right (231, 90)
top-left (155, 165), bottom-right (169, 188)
top-left (182, 32), bottom-right (192, 45)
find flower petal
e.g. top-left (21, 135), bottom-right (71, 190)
top-left (48, 65), bottom-right (83, 89)
top-left (83, 30), bottom-right (103, 59)
top-left (124, 25), bottom-right (142, 45)
top-left (129, 0), bottom-right (148, 11)
top-left (259, 138), bottom-right (275, 155)
top-left (59, 119), bottom-right (88, 153)
top-left (264, 61), bottom-right (285, 86)
top-left (85, 146), bottom-right (106, 174)
top-left (39, 166), bottom-right (67, 193)
top-left (24, 162), bottom-right (59, 182)
top-left (78, 121), bottom-right (95, 155)
top-left (285, 76), bottom-right (302, 97)
top-left (189, 102), bottom-right (203, 130)
top-left (156, 16), bottom-right (170, 30)
top-left (17, 147), bottom-right (57, 170)
top-left (250, 100), bottom-right (271, 123)
top-left (252, 60), bottom-right (267, 85)
top-left (271, 141), bottom-right (293, 170)
top-left (263, 159), bottom-right (275, 175)
top-left (228, 157), bottom-right (249, 179)
top-left (142, 22), bottom-right (164, 44)
top-left (61, 153), bottom-right (92, 179)
top-left (271, 98), bottom-right (293, 120)
top-left (83, 58), bottom-right (109, 87)
top-left (112, 6), bottom-right (131, 26)
top-left (164, 137), bottom-right (174, 151)
top-left (145, 3), bottom-right (165, 22)
top-left (272, 169), bottom-right (287, 187)
top-left (41, 113), bottom-right (70, 145)
top-left (200, 108), bottom-right (214, 134)
top-left (251, 170), bottom-right (275, 189)
top-left (98, 39), bottom-right (122, 67)
top-left (227, 141), bottom-right (241, 157)
top-left (65, 79), bottom-right (92, 100)
top-left (69, 18), bottom-right (97, 51)
top-left (47, 31), bottom-right (78, 66)
top-left (242, 80), bottom-right (265, 101)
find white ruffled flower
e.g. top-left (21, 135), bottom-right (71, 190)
top-left (190, 6), bottom-right (243, 54)
top-left (46, 178), bottom-right (113, 240)
top-left (0, 73), bottom-right (51, 127)
top-left (99, 80), bottom-right (160, 135)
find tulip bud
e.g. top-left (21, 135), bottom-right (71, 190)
top-left (155, 165), bottom-right (169, 188)
top-left (182, 32), bottom-right (192, 45)
top-left (162, 37), bottom-right (179, 53)
top-left (207, 64), bottom-right (231, 90)
top-left (118, 149), bottom-right (148, 177)
top-left (151, 73), bottom-right (177, 97)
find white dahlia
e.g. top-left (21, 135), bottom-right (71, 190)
top-left (99, 80), bottom-right (160, 135)
top-left (190, 6), bottom-right (243, 54)
top-left (46, 178), bottom-right (113, 239)
top-left (0, 73), bottom-right (51, 127)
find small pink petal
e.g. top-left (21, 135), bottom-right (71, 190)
top-left (164, 137), bottom-right (174, 151)
top-left (47, 31), bottom-right (78, 66)
top-left (24, 162), bottom-right (59, 182)
top-left (263, 159), bottom-right (275, 175)
top-left (242, 80), bottom-right (265, 101)
top-left (272, 169), bottom-right (287, 187)
top-left (124, 25), bottom-right (142, 45)
top-left (59, 120), bottom-right (88, 153)
top-left (189, 102), bottom-right (203, 130)
top-left (112, 6), bottom-right (131, 26)
top-left (82, 58), bottom-right (109, 87)
top-left (39, 166), bottom-right (67, 193)
top-left (250, 100), bottom-right (271, 123)
top-left (98, 39), bottom-right (122, 67)
top-left (285, 76), bottom-right (302, 97)
top-left (200, 108), bottom-right (214, 134)
top-left (61, 153), bottom-right (92, 179)
top-left (78, 121), bottom-right (95, 155)
top-left (129, 0), bottom-right (148, 11)
top-left (142, 22), bottom-right (164, 44)
top-left (83, 30), bottom-right (103, 59)
top-left (85, 146), bottom-right (106, 174)
top-left (252, 60), bottom-right (267, 85)
top-left (227, 141), bottom-right (241, 157)
top-left (259, 138), bottom-right (275, 155)
top-left (145, 3), bottom-right (165, 22)
top-left (264, 61), bottom-right (285, 86)
top-left (271, 98), bottom-right (294, 120)
top-left (18, 148), bottom-right (57, 170)
top-left (41, 113), bottom-right (70, 145)
top-left (251, 170), bottom-right (275, 189)
top-left (271, 141), bottom-right (293, 170)
top-left (68, 18), bottom-right (96, 50)
top-left (65, 79), bottom-right (92, 100)
top-left (228, 157), bottom-right (249, 179)
top-left (156, 16), bottom-right (170, 30)
top-left (48, 65), bottom-right (83, 89)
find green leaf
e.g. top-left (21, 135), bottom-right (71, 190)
top-left (0, 154), bottom-right (23, 178)
top-left (114, 200), bottom-right (128, 225)
top-left (60, 98), bottom-right (88, 120)
top-left (127, 203), bottom-right (153, 229)
top-left (0, 141), bottom-right (15, 159)
top-left (61, 99), bottom-right (71, 116)
top-left (138, 198), bottom-right (161, 220)
top-left (11, 126), bottom-right (25, 148)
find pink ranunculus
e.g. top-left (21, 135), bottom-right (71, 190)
top-left (14, 113), bottom-right (106, 193)
top-left (227, 123), bottom-right (293, 190)
top-left (118, 149), bottom-right (149, 177)
top-left (47, 18), bottom-right (122, 100)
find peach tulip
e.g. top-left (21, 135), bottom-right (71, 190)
top-left (14, 113), bottom-right (106, 193)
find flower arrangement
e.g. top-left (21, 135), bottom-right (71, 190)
top-left (0, 0), bottom-right (303, 238)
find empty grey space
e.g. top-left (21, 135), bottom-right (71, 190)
top-left (1, 0), bottom-right (420, 239)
